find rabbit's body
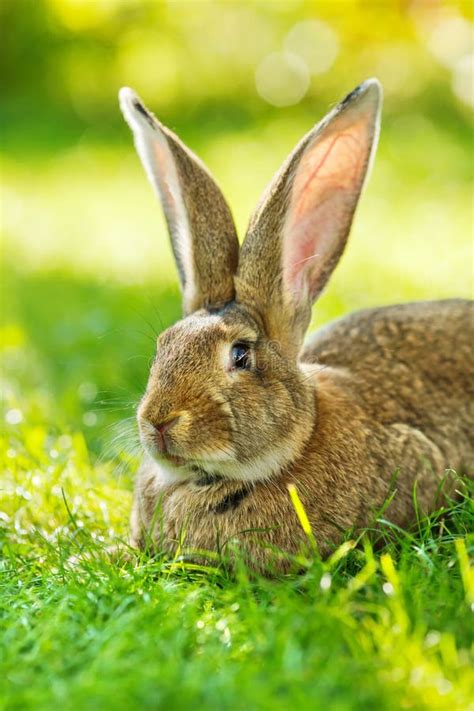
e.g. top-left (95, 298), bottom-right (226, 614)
top-left (130, 299), bottom-right (472, 569)
top-left (304, 299), bottom-right (473, 474)
top-left (119, 80), bottom-right (473, 572)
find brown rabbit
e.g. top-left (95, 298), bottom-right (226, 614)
top-left (119, 80), bottom-right (473, 572)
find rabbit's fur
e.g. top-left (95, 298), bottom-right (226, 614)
top-left (119, 80), bottom-right (473, 572)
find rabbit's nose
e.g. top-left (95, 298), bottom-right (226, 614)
top-left (154, 417), bottom-right (179, 453)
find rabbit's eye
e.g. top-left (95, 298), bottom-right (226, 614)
top-left (231, 342), bottom-right (251, 370)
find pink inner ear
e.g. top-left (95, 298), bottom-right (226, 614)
top-left (151, 141), bottom-right (178, 213)
top-left (283, 114), bottom-right (372, 301)
top-left (288, 195), bottom-right (344, 295)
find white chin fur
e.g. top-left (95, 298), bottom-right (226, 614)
top-left (153, 459), bottom-right (194, 486)
top-left (149, 439), bottom-right (298, 486)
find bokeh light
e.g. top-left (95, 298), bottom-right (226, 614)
top-left (284, 19), bottom-right (339, 75)
top-left (452, 53), bottom-right (474, 107)
top-left (255, 51), bottom-right (310, 107)
top-left (1, 1), bottom-right (472, 301)
top-left (427, 14), bottom-right (473, 69)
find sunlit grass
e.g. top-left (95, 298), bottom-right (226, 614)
top-left (1, 422), bottom-right (473, 709)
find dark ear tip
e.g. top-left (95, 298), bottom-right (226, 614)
top-left (119, 86), bottom-right (156, 129)
top-left (132, 99), bottom-right (155, 126)
top-left (339, 78), bottom-right (382, 110)
top-left (132, 98), bottom-right (145, 113)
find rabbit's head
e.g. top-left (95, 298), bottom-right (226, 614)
top-left (120, 80), bottom-right (382, 484)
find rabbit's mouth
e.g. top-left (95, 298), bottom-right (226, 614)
top-left (152, 446), bottom-right (233, 472)
top-left (152, 448), bottom-right (228, 478)
top-left (163, 453), bottom-right (187, 467)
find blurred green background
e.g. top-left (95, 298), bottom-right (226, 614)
top-left (2, 0), bottom-right (473, 457)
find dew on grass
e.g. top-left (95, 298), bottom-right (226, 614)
top-left (320, 572), bottom-right (331, 591)
top-left (99, 500), bottom-right (110, 524)
top-left (425, 631), bottom-right (441, 648)
top-left (436, 678), bottom-right (453, 695)
top-left (58, 434), bottom-right (72, 449)
top-left (15, 486), bottom-right (32, 500)
top-left (382, 582), bottom-right (394, 596)
top-left (221, 627), bottom-right (231, 646)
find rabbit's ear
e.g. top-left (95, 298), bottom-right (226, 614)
top-left (119, 88), bottom-right (239, 314)
top-left (236, 79), bottom-right (382, 351)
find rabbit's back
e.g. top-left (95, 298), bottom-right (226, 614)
top-left (303, 299), bottom-right (474, 472)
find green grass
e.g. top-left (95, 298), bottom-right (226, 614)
top-left (1, 430), bottom-right (473, 711)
